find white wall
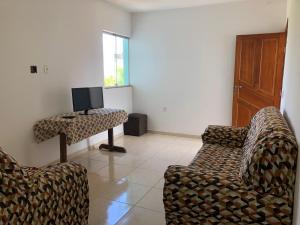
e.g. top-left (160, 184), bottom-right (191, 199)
top-left (0, 0), bottom-right (132, 166)
top-left (130, 0), bottom-right (286, 135)
top-left (280, 0), bottom-right (300, 224)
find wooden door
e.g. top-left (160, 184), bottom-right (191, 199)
top-left (232, 32), bottom-right (286, 127)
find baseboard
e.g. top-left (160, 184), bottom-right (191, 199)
top-left (148, 130), bottom-right (201, 139)
top-left (46, 133), bottom-right (124, 166)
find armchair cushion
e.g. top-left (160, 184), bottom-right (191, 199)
top-left (189, 144), bottom-right (242, 176)
top-left (202, 125), bottom-right (249, 148)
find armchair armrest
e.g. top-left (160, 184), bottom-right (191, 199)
top-left (201, 125), bottom-right (248, 148)
top-left (23, 162), bottom-right (89, 224)
top-left (164, 165), bottom-right (240, 192)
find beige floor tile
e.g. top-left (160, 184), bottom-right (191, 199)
top-left (95, 164), bottom-right (135, 180)
top-left (177, 156), bottom-right (195, 166)
top-left (107, 180), bottom-right (151, 205)
top-left (89, 197), bottom-right (132, 225)
top-left (83, 133), bottom-right (201, 225)
top-left (176, 158), bottom-right (192, 166)
top-left (123, 145), bottom-right (160, 158)
top-left (113, 154), bottom-right (148, 168)
top-left (152, 150), bottom-right (184, 162)
top-left (88, 173), bottom-right (119, 199)
top-left (187, 146), bottom-right (201, 154)
top-left (138, 158), bottom-right (176, 173)
top-left (129, 150), bottom-right (157, 159)
top-left (89, 174), bottom-right (151, 204)
top-left (71, 158), bottom-right (108, 173)
top-left (73, 149), bottom-right (109, 162)
top-left (116, 207), bottom-right (166, 225)
top-left (136, 188), bottom-right (165, 213)
top-left (126, 168), bottom-right (163, 186)
top-left (176, 149), bottom-right (199, 166)
top-left (92, 151), bottom-right (127, 162)
top-left (154, 178), bottom-right (165, 190)
top-left (176, 137), bottom-right (202, 145)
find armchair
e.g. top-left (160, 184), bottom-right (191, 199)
top-left (0, 148), bottom-right (89, 225)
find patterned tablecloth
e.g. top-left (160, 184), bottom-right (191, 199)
top-left (33, 108), bottom-right (128, 145)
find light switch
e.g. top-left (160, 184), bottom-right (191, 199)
top-left (43, 65), bottom-right (49, 74)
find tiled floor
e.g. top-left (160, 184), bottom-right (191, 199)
top-left (71, 133), bottom-right (202, 225)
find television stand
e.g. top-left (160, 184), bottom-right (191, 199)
top-left (99, 128), bottom-right (126, 153)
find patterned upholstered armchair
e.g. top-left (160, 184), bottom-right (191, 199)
top-left (164, 107), bottom-right (298, 224)
top-left (0, 148), bottom-right (89, 225)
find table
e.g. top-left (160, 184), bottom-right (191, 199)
top-left (33, 108), bottom-right (128, 162)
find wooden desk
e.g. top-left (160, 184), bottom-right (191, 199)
top-left (34, 108), bottom-right (128, 162)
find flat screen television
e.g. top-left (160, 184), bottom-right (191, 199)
top-left (72, 87), bottom-right (104, 115)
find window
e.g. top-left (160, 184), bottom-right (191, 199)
top-left (103, 32), bottom-right (129, 87)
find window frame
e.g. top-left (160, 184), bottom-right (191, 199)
top-left (102, 31), bottom-right (130, 88)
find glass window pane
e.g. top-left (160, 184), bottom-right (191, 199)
top-left (103, 33), bottom-right (129, 87)
top-left (116, 36), bottom-right (125, 86)
top-left (103, 33), bottom-right (117, 87)
top-left (123, 38), bottom-right (129, 86)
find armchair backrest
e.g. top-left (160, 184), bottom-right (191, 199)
top-left (240, 107), bottom-right (298, 194)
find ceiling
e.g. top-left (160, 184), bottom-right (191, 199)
top-left (105, 0), bottom-right (249, 12)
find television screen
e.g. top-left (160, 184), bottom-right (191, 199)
top-left (72, 87), bottom-right (104, 114)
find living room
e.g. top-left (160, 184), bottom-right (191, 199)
top-left (0, 0), bottom-right (299, 224)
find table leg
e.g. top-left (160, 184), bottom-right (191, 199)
top-left (108, 128), bottom-right (114, 147)
top-left (99, 128), bottom-right (126, 153)
top-left (60, 133), bottom-right (67, 163)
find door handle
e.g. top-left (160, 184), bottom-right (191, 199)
top-left (234, 85), bottom-right (243, 91)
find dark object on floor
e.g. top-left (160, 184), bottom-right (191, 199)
top-left (0, 147), bottom-right (89, 224)
top-left (124, 113), bottom-right (147, 136)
